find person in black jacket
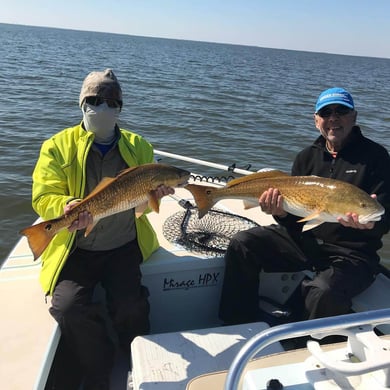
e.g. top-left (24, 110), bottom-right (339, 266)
top-left (219, 87), bottom-right (390, 325)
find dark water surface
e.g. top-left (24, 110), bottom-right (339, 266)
top-left (1, 23), bottom-right (389, 266)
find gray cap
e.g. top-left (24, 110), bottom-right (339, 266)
top-left (79, 68), bottom-right (122, 107)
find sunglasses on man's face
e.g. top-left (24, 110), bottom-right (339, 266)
top-left (84, 96), bottom-right (122, 109)
top-left (316, 105), bottom-right (352, 118)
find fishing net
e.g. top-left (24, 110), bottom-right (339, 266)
top-left (162, 203), bottom-right (259, 257)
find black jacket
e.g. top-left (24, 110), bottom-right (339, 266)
top-left (278, 126), bottom-right (390, 264)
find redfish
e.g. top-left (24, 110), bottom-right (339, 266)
top-left (20, 163), bottom-right (190, 260)
top-left (185, 170), bottom-right (384, 224)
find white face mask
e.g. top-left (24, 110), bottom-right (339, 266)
top-left (82, 102), bottom-right (120, 144)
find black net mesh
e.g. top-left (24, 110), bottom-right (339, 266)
top-left (163, 207), bottom-right (259, 257)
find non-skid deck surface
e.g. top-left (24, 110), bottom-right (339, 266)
top-left (0, 236), bottom-right (57, 390)
top-left (131, 322), bottom-right (283, 390)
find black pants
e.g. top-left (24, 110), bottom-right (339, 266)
top-left (219, 225), bottom-right (375, 325)
top-left (48, 240), bottom-right (149, 390)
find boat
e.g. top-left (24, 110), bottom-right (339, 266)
top-left (1, 149), bottom-right (389, 390)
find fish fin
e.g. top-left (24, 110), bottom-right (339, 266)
top-left (82, 177), bottom-right (116, 201)
top-left (115, 166), bottom-right (141, 179)
top-left (227, 170), bottom-right (289, 187)
top-left (84, 220), bottom-right (98, 237)
top-left (19, 219), bottom-right (60, 261)
top-left (135, 190), bottom-right (160, 218)
top-left (83, 165), bottom-right (148, 201)
top-left (148, 190), bottom-right (160, 213)
top-left (185, 184), bottom-right (217, 219)
top-left (242, 199), bottom-right (259, 209)
top-left (297, 211), bottom-right (322, 223)
top-left (302, 219), bottom-right (324, 231)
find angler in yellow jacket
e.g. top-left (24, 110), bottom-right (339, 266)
top-left (31, 69), bottom-right (173, 389)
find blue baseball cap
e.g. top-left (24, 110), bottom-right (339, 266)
top-left (315, 87), bottom-right (354, 112)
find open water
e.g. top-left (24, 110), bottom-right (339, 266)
top-left (1, 23), bottom-right (390, 266)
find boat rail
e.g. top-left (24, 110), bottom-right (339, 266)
top-left (154, 149), bottom-right (254, 176)
top-left (224, 308), bottom-right (390, 390)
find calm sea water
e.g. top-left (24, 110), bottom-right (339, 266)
top-left (1, 23), bottom-right (390, 266)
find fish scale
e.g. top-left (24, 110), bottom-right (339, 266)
top-left (86, 171), bottom-right (152, 219)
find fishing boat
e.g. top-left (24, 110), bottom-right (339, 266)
top-left (1, 149), bottom-right (389, 390)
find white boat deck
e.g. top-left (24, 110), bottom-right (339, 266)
top-left (0, 238), bottom-right (57, 389)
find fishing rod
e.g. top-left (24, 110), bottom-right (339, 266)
top-left (154, 149), bottom-right (254, 176)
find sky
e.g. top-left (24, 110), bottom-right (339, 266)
top-left (1, 0), bottom-right (389, 59)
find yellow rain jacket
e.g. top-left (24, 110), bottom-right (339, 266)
top-left (32, 124), bottom-right (159, 295)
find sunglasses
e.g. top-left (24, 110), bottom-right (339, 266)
top-left (84, 96), bottom-right (122, 109)
top-left (316, 105), bottom-right (352, 118)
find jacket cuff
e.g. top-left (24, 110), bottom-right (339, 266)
top-left (66, 197), bottom-right (81, 205)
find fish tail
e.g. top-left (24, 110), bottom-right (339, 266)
top-left (19, 219), bottom-right (59, 261)
top-left (185, 184), bottom-right (217, 219)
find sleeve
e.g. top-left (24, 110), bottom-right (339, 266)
top-left (32, 139), bottom-right (75, 220)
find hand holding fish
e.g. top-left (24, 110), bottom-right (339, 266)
top-left (153, 184), bottom-right (175, 199)
top-left (63, 200), bottom-right (92, 233)
top-left (338, 213), bottom-right (375, 230)
top-left (259, 188), bottom-right (288, 217)
top-left (337, 194), bottom-right (378, 230)
top-left (67, 211), bottom-right (93, 232)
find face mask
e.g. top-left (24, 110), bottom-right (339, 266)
top-left (82, 102), bottom-right (120, 144)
